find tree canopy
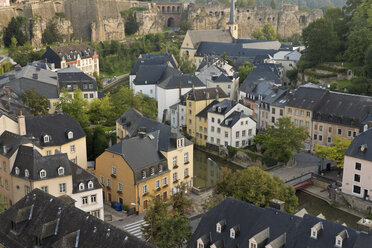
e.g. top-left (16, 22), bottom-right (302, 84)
top-left (238, 62), bottom-right (254, 84)
top-left (3, 16), bottom-right (28, 47)
top-left (42, 21), bottom-right (62, 45)
top-left (21, 89), bottom-right (50, 115)
top-left (216, 167), bottom-right (298, 213)
top-left (313, 135), bottom-right (352, 168)
top-left (253, 117), bottom-right (308, 163)
top-left (252, 24), bottom-right (277, 40)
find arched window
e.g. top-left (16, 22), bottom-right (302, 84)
top-left (40, 169), bottom-right (47, 179)
top-left (25, 169), bottom-right (29, 178)
top-left (15, 167), bottom-right (20, 175)
top-left (88, 181), bottom-right (94, 189)
top-left (79, 183), bottom-right (85, 191)
top-left (58, 167), bottom-right (65, 176)
top-left (44, 135), bottom-right (50, 143)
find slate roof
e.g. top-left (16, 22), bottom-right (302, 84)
top-left (134, 65), bottom-right (181, 86)
top-left (186, 29), bottom-right (233, 47)
top-left (0, 189), bottom-right (156, 248)
top-left (196, 100), bottom-right (220, 118)
top-left (117, 108), bottom-right (192, 152)
top-left (212, 74), bottom-right (232, 83)
top-left (345, 127), bottom-right (372, 161)
top-left (130, 54), bottom-right (178, 76)
top-left (185, 87), bottom-right (228, 101)
top-left (107, 131), bottom-right (169, 184)
top-left (25, 112), bottom-right (86, 147)
top-left (286, 87), bottom-right (328, 111)
top-left (57, 66), bottom-right (97, 92)
top-left (262, 88), bottom-right (288, 106)
top-left (70, 162), bottom-right (102, 194)
top-left (0, 86), bottom-right (31, 120)
top-left (0, 131), bottom-right (38, 158)
top-left (157, 74), bottom-right (205, 89)
top-left (188, 198), bottom-right (370, 248)
top-left (312, 91), bottom-right (372, 128)
top-left (195, 42), bottom-right (277, 61)
top-left (47, 44), bottom-right (98, 61)
top-left (10, 145), bottom-right (72, 180)
top-left (0, 65), bottom-right (58, 98)
top-left (220, 111), bottom-right (250, 128)
top-left (239, 64), bottom-right (281, 94)
top-left (208, 99), bottom-right (236, 115)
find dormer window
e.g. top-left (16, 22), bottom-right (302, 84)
top-left (40, 169), bottom-right (46, 179)
top-left (67, 131), bottom-right (73, 140)
top-left (58, 167), bottom-right (64, 176)
top-left (177, 138), bottom-right (184, 148)
top-left (216, 223), bottom-right (221, 233)
top-left (230, 229), bottom-right (235, 239)
top-left (44, 135), bottom-right (50, 143)
top-left (218, 107), bottom-right (221, 112)
top-left (335, 230), bottom-right (348, 247)
top-left (15, 167), bottom-right (20, 175)
top-left (25, 169), bottom-right (29, 178)
top-left (88, 180), bottom-right (94, 189)
top-left (150, 167), bottom-right (155, 175)
top-left (142, 170), bottom-right (146, 179)
top-left (311, 222), bottom-right (323, 239)
top-left (79, 183), bottom-right (85, 191)
top-left (159, 165), bottom-right (163, 172)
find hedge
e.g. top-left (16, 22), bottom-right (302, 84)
top-left (304, 69), bottom-right (337, 79)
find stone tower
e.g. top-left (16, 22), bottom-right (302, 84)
top-left (226, 0), bottom-right (238, 39)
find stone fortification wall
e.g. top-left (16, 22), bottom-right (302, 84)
top-left (186, 4), bottom-right (323, 38)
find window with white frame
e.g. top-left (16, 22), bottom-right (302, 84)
top-left (41, 186), bottom-right (48, 193)
top-left (142, 170), bottom-right (146, 179)
top-left (155, 180), bottom-right (160, 189)
top-left (15, 167), bottom-right (20, 175)
top-left (150, 167), bottom-right (155, 175)
top-left (67, 131), bottom-right (73, 139)
top-left (44, 135), bottom-right (50, 143)
top-left (112, 167), bottom-right (117, 176)
top-left (79, 183), bottom-right (85, 191)
top-left (118, 183), bottom-right (123, 192)
top-left (46, 150), bottom-right (51, 156)
top-left (162, 177), bottom-right (167, 186)
top-left (59, 183), bottom-right (66, 193)
top-left (91, 195), bottom-right (97, 203)
top-left (173, 156), bottom-right (177, 166)
top-left (58, 167), bottom-right (65, 176)
top-left (25, 185), bottom-right (30, 194)
top-left (40, 169), bottom-right (46, 179)
top-left (142, 185), bottom-right (148, 195)
top-left (25, 169), bottom-right (29, 178)
top-left (82, 196), bottom-right (88, 205)
top-left (173, 172), bottom-right (178, 182)
top-left (70, 145), bottom-right (75, 153)
top-left (159, 165), bottom-right (163, 172)
top-left (184, 153), bottom-right (189, 163)
top-left (107, 179), bottom-right (111, 188)
top-left (177, 138), bottom-right (184, 148)
top-left (88, 181), bottom-right (94, 189)
top-left (100, 176), bottom-right (104, 185)
top-left (184, 168), bottom-right (189, 178)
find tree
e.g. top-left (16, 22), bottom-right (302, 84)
top-left (142, 196), bottom-right (170, 243)
top-left (221, 53), bottom-right (235, 67)
top-left (271, 0), bottom-right (277, 9)
top-left (124, 12), bottom-right (139, 35)
top-left (253, 117), bottom-right (308, 163)
top-left (238, 61), bottom-right (254, 84)
top-left (365, 45), bottom-right (372, 78)
top-left (170, 184), bottom-right (192, 214)
top-left (93, 71), bottom-right (103, 90)
top-left (252, 28), bottom-right (265, 40)
top-left (55, 88), bottom-right (90, 128)
top-left (92, 126), bottom-right (109, 159)
top-left (286, 68), bottom-right (298, 84)
top-left (42, 21), bottom-right (62, 45)
top-left (302, 18), bottom-right (341, 65)
top-left (313, 135), bottom-right (352, 168)
top-left (179, 55), bottom-right (195, 74)
top-left (21, 89), bottom-right (50, 115)
top-left (202, 192), bottom-right (226, 212)
top-left (3, 16), bottom-right (28, 47)
top-left (216, 167), bottom-right (298, 213)
top-left (345, 27), bottom-right (372, 66)
top-left (154, 212), bottom-right (192, 248)
top-left (0, 194), bottom-right (6, 213)
top-left (262, 24), bottom-right (277, 40)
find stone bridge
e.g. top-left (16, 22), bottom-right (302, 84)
top-left (155, 2), bottom-right (183, 27)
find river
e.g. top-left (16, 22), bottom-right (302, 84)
top-left (193, 149), bottom-right (361, 228)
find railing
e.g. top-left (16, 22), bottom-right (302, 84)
top-left (285, 172), bottom-right (312, 187)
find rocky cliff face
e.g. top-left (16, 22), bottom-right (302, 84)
top-left (187, 4), bottom-right (323, 38)
top-left (135, 3), bottom-right (164, 35)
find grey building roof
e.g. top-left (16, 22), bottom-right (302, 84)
top-left (130, 54), bottom-right (178, 76)
top-left (0, 87), bottom-right (31, 120)
top-left (70, 161), bottom-right (102, 194)
top-left (0, 189), bottom-right (156, 248)
top-left (107, 131), bottom-right (169, 184)
top-left (157, 74), bottom-right (205, 89)
top-left (345, 127), bottom-right (372, 161)
top-left (0, 131), bottom-right (39, 158)
top-left (134, 65), bottom-right (181, 86)
top-left (270, 90), bottom-right (290, 108)
top-left (185, 87), bottom-right (228, 101)
top-left (286, 87), bottom-right (328, 111)
top-left (57, 66), bottom-right (98, 92)
top-left (220, 111), bottom-right (250, 128)
top-left (262, 88), bottom-right (288, 106)
top-left (117, 108), bottom-right (192, 152)
top-left (186, 30), bottom-right (233, 47)
top-left (239, 64), bottom-right (281, 94)
top-left (312, 92), bottom-right (372, 129)
top-left (0, 65), bottom-right (58, 98)
top-left (195, 42), bottom-right (277, 62)
top-left (213, 74), bottom-right (232, 83)
top-left (25, 112), bottom-right (86, 147)
top-left (46, 44), bottom-right (98, 61)
top-left (196, 100), bottom-right (220, 118)
top-left (208, 99), bottom-right (236, 115)
top-left (188, 198), bottom-right (368, 248)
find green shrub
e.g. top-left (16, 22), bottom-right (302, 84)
top-left (227, 146), bottom-right (238, 158)
top-left (262, 155), bottom-right (277, 167)
top-left (122, 204), bottom-right (129, 211)
top-left (55, 12), bottom-right (68, 19)
top-left (304, 69), bottom-right (337, 79)
top-left (316, 64), bottom-right (347, 73)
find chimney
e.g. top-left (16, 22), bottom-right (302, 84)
top-left (18, 114), bottom-right (26, 136)
top-left (9, 74), bottom-right (16, 80)
top-left (269, 199), bottom-right (285, 211)
top-left (357, 218), bottom-right (372, 232)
